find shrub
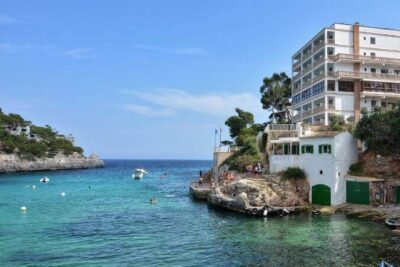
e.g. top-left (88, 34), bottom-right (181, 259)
top-left (223, 136), bottom-right (260, 172)
top-left (282, 167), bottom-right (306, 180)
top-left (349, 162), bottom-right (364, 176)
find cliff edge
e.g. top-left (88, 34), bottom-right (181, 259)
top-left (0, 152), bottom-right (104, 173)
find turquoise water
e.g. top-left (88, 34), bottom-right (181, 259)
top-left (0, 160), bottom-right (399, 267)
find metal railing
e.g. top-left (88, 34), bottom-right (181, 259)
top-left (334, 53), bottom-right (400, 66)
top-left (363, 86), bottom-right (400, 94)
top-left (327, 39), bottom-right (335, 44)
top-left (336, 71), bottom-right (400, 81)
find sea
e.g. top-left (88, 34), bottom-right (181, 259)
top-left (0, 160), bottom-right (399, 267)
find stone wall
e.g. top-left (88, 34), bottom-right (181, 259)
top-left (0, 153), bottom-right (104, 173)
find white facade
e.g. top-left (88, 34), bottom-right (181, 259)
top-left (266, 124), bottom-right (358, 205)
top-left (292, 23), bottom-right (400, 125)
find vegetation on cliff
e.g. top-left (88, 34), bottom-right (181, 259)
top-left (0, 109), bottom-right (83, 160)
top-left (353, 105), bottom-right (400, 155)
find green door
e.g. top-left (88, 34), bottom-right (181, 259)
top-left (396, 186), bottom-right (400, 203)
top-left (346, 181), bottom-right (369, 205)
top-left (312, 184), bottom-right (331, 205)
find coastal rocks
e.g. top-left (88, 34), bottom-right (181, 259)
top-left (189, 182), bottom-right (211, 200)
top-left (361, 152), bottom-right (400, 178)
top-left (0, 153), bottom-right (104, 173)
top-left (207, 174), bottom-right (310, 214)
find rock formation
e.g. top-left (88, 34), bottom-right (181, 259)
top-left (0, 152), bottom-right (104, 173)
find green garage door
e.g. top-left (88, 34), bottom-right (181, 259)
top-left (346, 181), bottom-right (369, 205)
top-left (396, 186), bottom-right (400, 203)
top-left (312, 184), bottom-right (331, 205)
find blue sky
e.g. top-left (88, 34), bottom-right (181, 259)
top-left (1, 0), bottom-right (400, 159)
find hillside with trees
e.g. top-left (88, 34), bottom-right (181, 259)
top-left (0, 109), bottom-right (83, 160)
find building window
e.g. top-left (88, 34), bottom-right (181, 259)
top-left (328, 80), bottom-right (335, 91)
top-left (301, 145), bottom-right (314, 154)
top-left (381, 68), bottom-right (388, 74)
top-left (364, 68), bottom-right (367, 71)
top-left (363, 37), bottom-right (366, 40)
top-left (312, 81), bottom-right (325, 96)
top-left (292, 145), bottom-right (299, 155)
top-left (371, 68), bottom-right (376, 73)
top-left (370, 37), bottom-right (376, 44)
top-left (371, 100), bottom-right (377, 108)
top-left (363, 52), bottom-right (366, 56)
top-left (320, 170), bottom-right (323, 175)
top-left (319, 144), bottom-right (332, 154)
top-left (394, 70), bottom-right (400, 75)
top-left (338, 81), bottom-right (354, 92)
top-left (371, 52), bottom-right (376, 58)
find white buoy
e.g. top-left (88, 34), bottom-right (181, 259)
top-left (20, 206), bottom-right (27, 212)
top-left (61, 192), bottom-right (66, 197)
top-left (32, 185), bottom-right (36, 189)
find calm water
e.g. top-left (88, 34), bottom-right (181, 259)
top-left (0, 160), bottom-right (399, 267)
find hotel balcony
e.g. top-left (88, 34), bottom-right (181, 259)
top-left (313, 104), bottom-right (335, 114)
top-left (312, 41), bottom-right (325, 53)
top-left (336, 71), bottom-right (400, 82)
top-left (266, 124), bottom-right (298, 132)
top-left (293, 72), bottom-right (301, 81)
top-left (293, 59), bottom-right (301, 69)
top-left (302, 109), bottom-right (312, 117)
top-left (302, 65), bottom-right (312, 75)
top-left (333, 53), bottom-right (400, 66)
top-left (313, 57), bottom-right (324, 67)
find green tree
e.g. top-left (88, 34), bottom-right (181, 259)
top-left (260, 72), bottom-right (292, 123)
top-left (353, 105), bottom-right (400, 155)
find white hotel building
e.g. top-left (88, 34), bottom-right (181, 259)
top-left (292, 22), bottom-right (400, 125)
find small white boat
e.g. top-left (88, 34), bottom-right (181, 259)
top-left (40, 177), bottom-right (50, 183)
top-left (132, 169), bottom-right (148, 179)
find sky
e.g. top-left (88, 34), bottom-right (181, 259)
top-left (1, 0), bottom-right (400, 159)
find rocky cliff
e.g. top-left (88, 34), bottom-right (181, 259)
top-left (0, 153), bottom-right (104, 173)
top-left (208, 173), bottom-right (311, 214)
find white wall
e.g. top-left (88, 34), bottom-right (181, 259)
top-left (269, 155), bottom-right (300, 173)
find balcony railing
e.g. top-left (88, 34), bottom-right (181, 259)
top-left (303, 50), bottom-right (312, 60)
top-left (334, 53), bottom-right (400, 66)
top-left (302, 110), bottom-right (312, 117)
top-left (313, 42), bottom-right (325, 53)
top-left (293, 72), bottom-right (301, 81)
top-left (363, 86), bottom-right (400, 94)
top-left (313, 106), bottom-right (325, 114)
top-left (327, 39), bottom-right (335, 44)
top-left (313, 57), bottom-right (324, 67)
top-left (266, 124), bottom-right (298, 132)
top-left (302, 65), bottom-right (312, 74)
top-left (336, 71), bottom-right (400, 81)
top-left (293, 60), bottom-right (301, 69)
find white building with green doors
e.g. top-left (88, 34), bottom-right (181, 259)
top-left (265, 124), bottom-right (358, 206)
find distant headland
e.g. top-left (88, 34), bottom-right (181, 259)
top-left (0, 108), bottom-right (104, 173)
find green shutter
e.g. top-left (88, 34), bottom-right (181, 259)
top-left (328, 145), bottom-right (332, 154)
top-left (310, 145), bottom-right (314, 154)
top-left (318, 145), bottom-right (322, 154)
top-left (301, 145), bottom-right (305, 154)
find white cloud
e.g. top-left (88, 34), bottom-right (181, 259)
top-left (123, 89), bottom-right (265, 120)
top-left (0, 15), bottom-right (21, 25)
top-left (132, 44), bottom-right (208, 56)
top-left (63, 48), bottom-right (94, 59)
top-left (124, 104), bottom-right (176, 117)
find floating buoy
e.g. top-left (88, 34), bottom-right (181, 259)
top-left (61, 192), bottom-right (66, 197)
top-left (32, 185), bottom-right (36, 189)
top-left (20, 206), bottom-right (27, 212)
